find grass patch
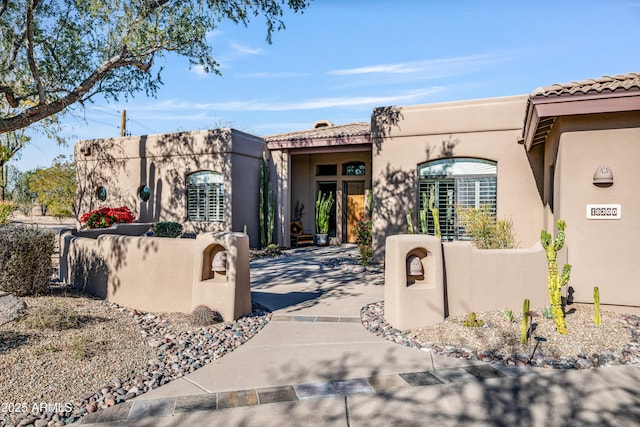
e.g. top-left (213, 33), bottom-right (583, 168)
top-left (22, 305), bottom-right (81, 330)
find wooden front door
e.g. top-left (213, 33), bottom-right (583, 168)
top-left (345, 181), bottom-right (365, 243)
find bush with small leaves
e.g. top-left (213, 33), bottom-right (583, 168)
top-left (151, 221), bottom-right (183, 238)
top-left (0, 225), bottom-right (55, 296)
top-left (0, 200), bottom-right (16, 225)
top-left (190, 304), bottom-right (222, 326)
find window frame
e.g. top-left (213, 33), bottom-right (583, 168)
top-left (186, 171), bottom-right (224, 222)
top-left (418, 158), bottom-right (497, 240)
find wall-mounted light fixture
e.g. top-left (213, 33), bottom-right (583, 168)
top-left (211, 250), bottom-right (228, 273)
top-left (406, 254), bottom-right (424, 277)
top-left (593, 165), bottom-right (613, 188)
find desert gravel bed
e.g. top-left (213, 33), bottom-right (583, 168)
top-left (362, 301), bottom-right (640, 369)
top-left (0, 289), bottom-right (270, 426)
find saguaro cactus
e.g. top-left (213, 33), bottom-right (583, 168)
top-left (594, 286), bottom-right (602, 326)
top-left (406, 209), bottom-right (414, 234)
top-left (419, 192), bottom-right (428, 234)
top-left (540, 220), bottom-right (572, 335)
top-left (259, 152), bottom-right (275, 248)
top-left (428, 184), bottom-right (441, 239)
top-left (521, 298), bottom-right (530, 345)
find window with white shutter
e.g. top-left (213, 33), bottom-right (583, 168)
top-left (186, 171), bottom-right (224, 222)
top-left (418, 158), bottom-right (497, 240)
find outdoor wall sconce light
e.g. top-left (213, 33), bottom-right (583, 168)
top-left (211, 250), bottom-right (228, 273)
top-left (406, 254), bottom-right (424, 278)
top-left (593, 164), bottom-right (613, 187)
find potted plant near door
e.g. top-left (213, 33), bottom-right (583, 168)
top-left (315, 190), bottom-right (334, 246)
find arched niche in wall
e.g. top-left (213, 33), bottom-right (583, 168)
top-left (406, 247), bottom-right (434, 288)
top-left (201, 243), bottom-right (227, 282)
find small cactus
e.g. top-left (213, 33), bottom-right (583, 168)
top-left (504, 309), bottom-right (514, 322)
top-left (462, 312), bottom-right (484, 327)
top-left (406, 209), bottom-right (414, 234)
top-left (190, 305), bottom-right (222, 327)
top-left (541, 306), bottom-right (554, 319)
top-left (521, 299), bottom-right (530, 345)
top-left (594, 286), bottom-right (602, 326)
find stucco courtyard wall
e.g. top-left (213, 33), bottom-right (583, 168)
top-left (75, 129), bottom-right (265, 248)
top-left (371, 95), bottom-right (544, 262)
top-left (384, 235), bottom-right (565, 330)
top-left (59, 231), bottom-right (251, 321)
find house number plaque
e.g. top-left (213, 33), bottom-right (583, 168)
top-left (586, 204), bottom-right (621, 220)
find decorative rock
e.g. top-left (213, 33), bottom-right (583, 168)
top-left (360, 301), bottom-right (640, 372)
top-left (0, 292), bottom-right (27, 326)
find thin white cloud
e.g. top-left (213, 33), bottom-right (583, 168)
top-left (329, 52), bottom-right (520, 78)
top-left (127, 87), bottom-right (446, 115)
top-left (229, 42), bottom-right (264, 56)
top-left (237, 71), bottom-right (313, 79)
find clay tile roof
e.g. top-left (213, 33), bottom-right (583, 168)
top-left (531, 72), bottom-right (640, 98)
top-left (264, 122), bottom-right (370, 142)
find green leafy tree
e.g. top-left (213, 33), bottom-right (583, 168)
top-left (9, 168), bottom-right (36, 215)
top-left (0, 130), bottom-right (29, 200)
top-left (28, 156), bottom-right (76, 217)
top-left (0, 0), bottom-right (310, 134)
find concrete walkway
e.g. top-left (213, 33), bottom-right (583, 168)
top-left (80, 245), bottom-right (640, 426)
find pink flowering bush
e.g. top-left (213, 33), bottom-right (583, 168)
top-left (80, 206), bottom-right (135, 229)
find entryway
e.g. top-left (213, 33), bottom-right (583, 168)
top-left (345, 181), bottom-right (365, 243)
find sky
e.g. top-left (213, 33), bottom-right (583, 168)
top-left (12, 0), bottom-right (640, 171)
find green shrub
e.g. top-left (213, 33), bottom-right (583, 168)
top-left (151, 221), bottom-right (183, 238)
top-left (0, 225), bottom-right (55, 296)
top-left (355, 216), bottom-right (373, 266)
top-left (457, 205), bottom-right (516, 249)
top-left (0, 200), bottom-right (16, 225)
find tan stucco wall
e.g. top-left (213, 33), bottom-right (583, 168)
top-left (62, 233), bottom-right (196, 313)
top-left (75, 129), bottom-right (265, 248)
top-left (443, 242), bottom-right (558, 316)
top-left (289, 151), bottom-right (371, 243)
top-left (383, 236), bottom-right (565, 330)
top-left (372, 95), bottom-right (543, 261)
top-left (551, 113), bottom-right (640, 306)
top-left (60, 231), bottom-right (251, 320)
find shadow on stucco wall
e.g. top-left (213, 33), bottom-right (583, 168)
top-left (76, 139), bottom-right (128, 218)
top-left (370, 137), bottom-right (459, 263)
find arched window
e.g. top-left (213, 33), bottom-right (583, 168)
top-left (342, 161), bottom-right (365, 176)
top-left (186, 171), bottom-right (224, 222)
top-left (418, 158), bottom-right (497, 240)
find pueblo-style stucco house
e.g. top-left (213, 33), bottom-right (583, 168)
top-left (75, 72), bottom-right (640, 307)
